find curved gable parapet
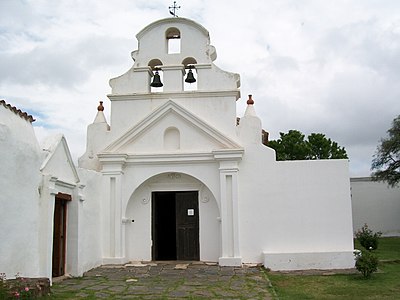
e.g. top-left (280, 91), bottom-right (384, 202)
top-left (136, 17), bottom-right (209, 41)
top-left (133, 17), bottom-right (213, 66)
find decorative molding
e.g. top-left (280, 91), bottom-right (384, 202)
top-left (161, 65), bottom-right (185, 73)
top-left (149, 183), bottom-right (201, 191)
top-left (201, 195), bottom-right (210, 203)
top-left (167, 173), bottom-right (181, 179)
top-left (200, 184), bottom-right (211, 203)
top-left (54, 179), bottom-right (77, 189)
top-left (78, 184), bottom-right (86, 201)
top-left (101, 170), bottom-right (125, 176)
top-left (122, 218), bottom-right (130, 224)
top-left (195, 63), bottom-right (212, 70)
top-left (49, 188), bottom-right (57, 196)
top-left (213, 149), bottom-right (244, 161)
top-left (125, 152), bottom-right (216, 165)
top-left (97, 153), bottom-right (128, 163)
top-left (133, 66), bottom-right (153, 74)
top-left (107, 90), bottom-right (240, 101)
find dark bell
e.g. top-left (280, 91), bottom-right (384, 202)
top-left (150, 71), bottom-right (163, 87)
top-left (185, 69), bottom-right (196, 83)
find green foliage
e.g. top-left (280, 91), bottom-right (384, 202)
top-left (0, 278), bottom-right (8, 299)
top-left (353, 224), bottom-right (382, 279)
top-left (354, 250), bottom-right (379, 279)
top-left (268, 130), bottom-right (309, 160)
top-left (355, 223), bottom-right (382, 250)
top-left (268, 130), bottom-right (348, 161)
top-left (0, 273), bottom-right (37, 299)
top-left (371, 115), bottom-right (400, 187)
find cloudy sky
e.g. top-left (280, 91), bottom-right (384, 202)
top-left (1, 0), bottom-right (399, 176)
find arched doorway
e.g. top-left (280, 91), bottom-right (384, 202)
top-left (124, 172), bottom-right (220, 262)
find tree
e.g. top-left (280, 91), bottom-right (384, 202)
top-left (268, 130), bottom-right (309, 160)
top-left (268, 130), bottom-right (348, 161)
top-left (371, 115), bottom-right (400, 187)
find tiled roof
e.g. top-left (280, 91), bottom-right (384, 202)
top-left (0, 99), bottom-right (35, 123)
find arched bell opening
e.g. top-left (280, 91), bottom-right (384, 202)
top-left (182, 57), bottom-right (198, 91)
top-left (166, 27), bottom-right (181, 54)
top-left (124, 172), bottom-right (221, 263)
top-left (148, 59), bottom-right (164, 92)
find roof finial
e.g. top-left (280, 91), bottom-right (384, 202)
top-left (97, 101), bottom-right (104, 111)
top-left (247, 95), bottom-right (254, 105)
top-left (169, 1), bottom-right (180, 17)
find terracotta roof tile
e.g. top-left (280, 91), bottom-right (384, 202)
top-left (0, 99), bottom-right (35, 123)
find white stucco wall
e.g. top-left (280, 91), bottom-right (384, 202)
top-left (0, 105), bottom-right (42, 279)
top-left (76, 168), bottom-right (103, 274)
top-left (351, 177), bottom-right (400, 236)
top-left (238, 144), bottom-right (355, 270)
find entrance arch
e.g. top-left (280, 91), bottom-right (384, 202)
top-left (124, 172), bottom-right (220, 262)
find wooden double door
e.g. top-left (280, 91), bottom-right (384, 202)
top-left (152, 191), bottom-right (199, 261)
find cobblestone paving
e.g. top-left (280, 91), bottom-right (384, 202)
top-left (50, 262), bottom-right (273, 299)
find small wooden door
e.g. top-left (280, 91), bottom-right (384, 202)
top-left (152, 191), bottom-right (199, 261)
top-left (52, 193), bottom-right (71, 277)
top-left (176, 191), bottom-right (199, 260)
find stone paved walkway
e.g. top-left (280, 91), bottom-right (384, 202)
top-left (50, 261), bottom-right (274, 299)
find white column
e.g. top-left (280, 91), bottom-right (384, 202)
top-left (214, 150), bottom-right (243, 266)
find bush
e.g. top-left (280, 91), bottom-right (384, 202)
top-left (355, 224), bottom-right (382, 250)
top-left (354, 250), bottom-right (379, 278)
top-left (0, 273), bottom-right (37, 299)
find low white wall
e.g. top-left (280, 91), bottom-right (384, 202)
top-left (239, 144), bottom-right (355, 270)
top-left (263, 251), bottom-right (355, 271)
top-left (351, 177), bottom-right (400, 236)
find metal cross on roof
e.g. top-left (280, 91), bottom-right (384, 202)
top-left (169, 1), bottom-right (180, 17)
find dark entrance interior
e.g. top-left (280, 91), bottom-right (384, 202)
top-left (52, 193), bottom-right (71, 277)
top-left (152, 191), bottom-right (199, 261)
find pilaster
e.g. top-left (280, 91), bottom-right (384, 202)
top-left (99, 154), bottom-right (127, 263)
top-left (213, 150), bottom-right (243, 266)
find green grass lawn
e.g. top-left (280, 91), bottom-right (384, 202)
top-left (267, 237), bottom-right (400, 300)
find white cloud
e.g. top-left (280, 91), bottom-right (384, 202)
top-left (1, 0), bottom-right (399, 177)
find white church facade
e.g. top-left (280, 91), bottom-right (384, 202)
top-left (1, 17), bottom-right (356, 281)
